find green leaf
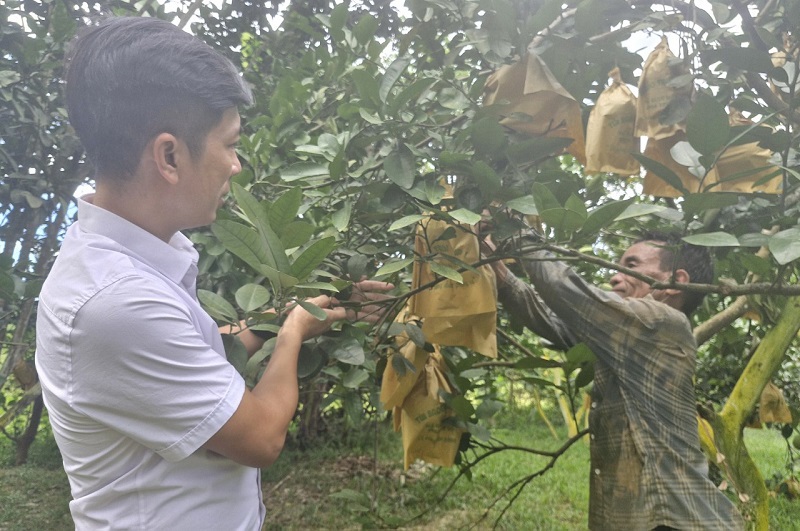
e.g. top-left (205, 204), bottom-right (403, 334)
top-left (332, 201), bottom-right (352, 232)
top-left (280, 221), bottom-right (315, 250)
top-left (738, 233), bottom-right (770, 248)
top-left (388, 78), bottom-right (437, 116)
top-left (632, 154), bottom-right (688, 195)
top-left (531, 183), bottom-right (561, 213)
top-left (450, 396), bottom-right (476, 419)
top-left (380, 56), bottom-right (411, 103)
top-left (235, 284), bottom-right (271, 312)
top-left (297, 346), bottom-right (327, 380)
top-left (527, 0), bottom-right (562, 33)
top-left (329, 2), bottom-right (349, 40)
top-left (211, 220), bottom-right (276, 278)
top-left (343, 367), bottom-right (370, 388)
top-left (359, 108), bottom-right (383, 125)
top-left (682, 193), bottom-right (740, 215)
top-left (539, 208), bottom-right (585, 232)
top-left (476, 399), bottom-right (503, 420)
top-left (471, 117), bottom-right (507, 158)
top-left (375, 257), bottom-right (414, 277)
top-left (506, 137), bottom-right (574, 165)
top-left (682, 232), bottom-right (740, 247)
top-left (327, 337), bottom-right (366, 365)
top-left (686, 93), bottom-right (730, 156)
top-left (0, 70), bottom-right (21, 88)
top-left (703, 47), bottom-right (774, 73)
top-left (506, 195), bottom-right (538, 215)
top-left (232, 184), bottom-right (291, 273)
top-left (574, 364), bottom-right (595, 388)
top-left (470, 161), bottom-right (502, 199)
top-left (565, 343), bottom-right (596, 364)
top-left (404, 323), bottom-right (426, 349)
top-left (221, 334), bottom-right (249, 375)
top-left (389, 214), bottom-right (424, 232)
top-left (615, 203), bottom-right (668, 221)
top-left (198, 289), bottom-right (238, 323)
top-left (353, 13), bottom-right (379, 45)
top-left (579, 199), bottom-right (634, 236)
top-left (737, 253), bottom-right (772, 276)
top-left (391, 351), bottom-right (416, 378)
top-left (448, 208), bottom-right (482, 226)
top-left (281, 162), bottom-right (329, 182)
top-left (297, 299), bottom-right (328, 320)
top-left (769, 228), bottom-right (800, 265)
top-left (429, 260), bottom-right (464, 283)
top-left (384, 143), bottom-right (416, 189)
top-left (268, 187), bottom-right (302, 231)
top-left (467, 422), bottom-right (492, 442)
top-left (564, 194), bottom-right (588, 220)
top-left (294, 282), bottom-right (339, 291)
top-left (50, 2), bottom-right (77, 42)
top-left (351, 69), bottom-right (381, 108)
top-left (291, 237), bottom-right (337, 280)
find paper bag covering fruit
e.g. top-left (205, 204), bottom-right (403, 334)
top-left (642, 132), bottom-right (719, 198)
top-left (380, 309), bottom-right (440, 410)
top-left (483, 52), bottom-right (586, 164)
top-left (409, 217), bottom-right (497, 358)
top-left (585, 67), bottom-right (639, 176)
top-left (714, 110), bottom-right (781, 194)
top-left (399, 352), bottom-right (464, 469)
top-left (635, 37), bottom-right (693, 140)
top-left (759, 381), bottom-right (793, 424)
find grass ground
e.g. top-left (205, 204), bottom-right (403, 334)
top-left (1, 410), bottom-right (798, 530)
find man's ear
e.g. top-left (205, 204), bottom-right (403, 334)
top-left (151, 132), bottom-right (181, 185)
top-left (665, 268), bottom-right (690, 295)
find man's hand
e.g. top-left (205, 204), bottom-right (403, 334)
top-left (332, 279), bottom-right (395, 324)
top-left (282, 280), bottom-right (395, 342)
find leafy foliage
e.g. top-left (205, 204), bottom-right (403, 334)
top-left (3, 0), bottom-right (800, 522)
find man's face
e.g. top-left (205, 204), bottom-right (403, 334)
top-left (609, 241), bottom-right (670, 300)
top-left (180, 107), bottom-right (242, 229)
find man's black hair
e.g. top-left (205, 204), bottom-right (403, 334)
top-left (65, 17), bottom-right (253, 180)
top-left (635, 231), bottom-right (713, 316)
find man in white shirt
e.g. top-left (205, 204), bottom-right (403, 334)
top-left (35, 16), bottom-right (391, 529)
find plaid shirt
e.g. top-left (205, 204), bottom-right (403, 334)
top-left (498, 250), bottom-right (744, 530)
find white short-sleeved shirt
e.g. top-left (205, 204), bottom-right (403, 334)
top-left (35, 196), bottom-right (265, 530)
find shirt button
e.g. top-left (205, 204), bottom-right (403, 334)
top-left (590, 434), bottom-right (595, 440)
top-left (594, 468), bottom-right (601, 475)
top-left (591, 402), bottom-right (597, 409)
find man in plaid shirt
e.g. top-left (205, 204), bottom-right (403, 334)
top-left (489, 231), bottom-right (744, 530)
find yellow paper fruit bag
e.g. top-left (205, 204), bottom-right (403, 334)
top-left (380, 310), bottom-right (440, 410)
top-left (635, 37), bottom-right (694, 140)
top-left (585, 67), bottom-right (639, 176)
top-left (399, 352), bottom-right (464, 469)
top-left (715, 110), bottom-right (781, 194)
top-left (409, 218), bottom-right (497, 358)
top-left (483, 52), bottom-right (586, 164)
top-left (759, 382), bottom-right (792, 424)
top-left (642, 132), bottom-right (718, 198)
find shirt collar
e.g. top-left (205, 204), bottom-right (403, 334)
top-left (77, 194), bottom-right (198, 284)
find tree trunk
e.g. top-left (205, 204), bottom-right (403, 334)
top-left (14, 394), bottom-right (44, 466)
top-left (710, 297), bottom-right (800, 530)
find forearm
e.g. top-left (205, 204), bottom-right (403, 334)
top-left (250, 328), bottom-right (302, 427)
top-left (496, 264), bottom-right (575, 350)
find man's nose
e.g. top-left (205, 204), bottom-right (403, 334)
top-left (232, 155), bottom-right (242, 175)
top-left (609, 272), bottom-right (623, 286)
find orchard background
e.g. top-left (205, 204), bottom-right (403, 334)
top-left (2, 1), bottom-right (800, 528)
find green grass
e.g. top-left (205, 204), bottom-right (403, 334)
top-left (1, 414), bottom-right (798, 530)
